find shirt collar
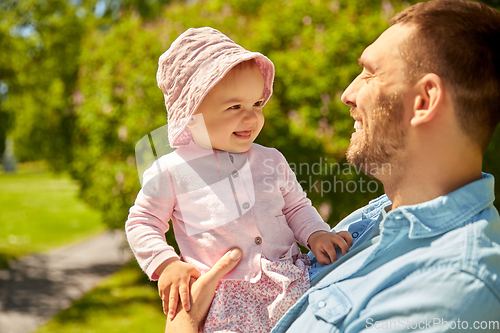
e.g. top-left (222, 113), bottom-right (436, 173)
top-left (362, 194), bottom-right (392, 220)
top-left (385, 173), bottom-right (495, 239)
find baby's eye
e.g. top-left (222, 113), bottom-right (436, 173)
top-left (228, 104), bottom-right (241, 110)
top-left (254, 101), bottom-right (263, 107)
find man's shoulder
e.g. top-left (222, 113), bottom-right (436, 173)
top-left (274, 201), bottom-right (500, 333)
top-left (455, 205), bottom-right (500, 296)
top-left (391, 204), bottom-right (500, 301)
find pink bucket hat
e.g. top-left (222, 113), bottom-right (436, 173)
top-left (157, 27), bottom-right (275, 148)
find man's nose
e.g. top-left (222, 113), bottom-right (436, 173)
top-left (341, 75), bottom-right (360, 107)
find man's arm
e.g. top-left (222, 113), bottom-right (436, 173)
top-left (165, 249), bottom-right (242, 333)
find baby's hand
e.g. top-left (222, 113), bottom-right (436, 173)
top-left (156, 258), bottom-right (201, 320)
top-left (308, 230), bottom-right (353, 264)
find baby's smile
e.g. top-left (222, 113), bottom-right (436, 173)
top-left (233, 130), bottom-right (252, 140)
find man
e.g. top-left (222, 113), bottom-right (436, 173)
top-left (166, 1), bottom-right (500, 332)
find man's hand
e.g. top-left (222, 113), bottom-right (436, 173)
top-left (165, 249), bottom-right (242, 333)
top-left (308, 230), bottom-right (353, 264)
top-left (156, 258), bottom-right (201, 320)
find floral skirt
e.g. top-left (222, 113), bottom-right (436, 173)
top-left (202, 254), bottom-right (311, 333)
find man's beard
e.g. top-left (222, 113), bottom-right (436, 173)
top-left (346, 92), bottom-right (407, 177)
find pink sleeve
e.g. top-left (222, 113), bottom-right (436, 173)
top-left (278, 152), bottom-right (330, 248)
top-left (125, 162), bottom-right (180, 280)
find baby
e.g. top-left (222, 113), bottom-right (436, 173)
top-left (126, 27), bottom-right (352, 332)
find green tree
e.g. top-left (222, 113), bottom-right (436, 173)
top-left (73, 13), bottom-right (167, 228)
top-left (70, 0), bottom-right (418, 229)
top-left (0, 0), bottom-right (92, 171)
top-left (3, 0), bottom-right (499, 230)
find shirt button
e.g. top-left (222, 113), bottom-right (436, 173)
top-left (232, 170), bottom-right (239, 178)
top-left (254, 237), bottom-right (262, 245)
top-left (318, 301), bottom-right (326, 308)
top-left (352, 232), bottom-right (359, 238)
top-left (242, 202), bottom-right (250, 209)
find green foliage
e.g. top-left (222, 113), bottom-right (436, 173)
top-left (114, 0), bottom-right (181, 20)
top-left (0, 110), bottom-right (11, 155)
top-left (72, 13), bottom-right (169, 228)
top-left (0, 0), bottom-right (91, 170)
top-left (482, 0), bottom-right (500, 8)
top-left (484, 128), bottom-right (500, 209)
top-left (69, 0), bottom-right (415, 229)
top-left (3, 0), bottom-right (500, 231)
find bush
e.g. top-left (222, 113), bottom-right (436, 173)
top-left (4, 0), bottom-right (500, 231)
top-left (71, 0), bottom-right (409, 229)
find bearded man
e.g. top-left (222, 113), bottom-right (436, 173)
top-left (166, 1), bottom-right (500, 332)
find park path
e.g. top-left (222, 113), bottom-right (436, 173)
top-left (0, 230), bottom-right (132, 333)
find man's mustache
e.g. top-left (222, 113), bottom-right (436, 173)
top-left (350, 107), bottom-right (360, 118)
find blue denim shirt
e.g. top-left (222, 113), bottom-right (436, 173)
top-left (273, 173), bottom-right (500, 332)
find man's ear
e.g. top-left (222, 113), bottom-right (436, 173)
top-left (410, 73), bottom-right (444, 127)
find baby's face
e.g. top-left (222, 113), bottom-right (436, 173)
top-left (190, 63), bottom-right (265, 152)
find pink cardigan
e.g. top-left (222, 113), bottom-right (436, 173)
top-left (126, 141), bottom-right (330, 281)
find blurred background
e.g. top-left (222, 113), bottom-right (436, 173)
top-left (1, 0), bottom-right (500, 331)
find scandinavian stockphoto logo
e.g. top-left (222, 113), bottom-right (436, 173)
top-left (134, 116), bottom-right (385, 230)
top-left (261, 158), bottom-right (385, 197)
top-left (134, 115), bottom-right (255, 236)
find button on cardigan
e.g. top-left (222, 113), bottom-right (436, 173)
top-left (126, 141), bottom-right (330, 281)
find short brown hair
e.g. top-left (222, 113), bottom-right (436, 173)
top-left (391, 0), bottom-right (500, 152)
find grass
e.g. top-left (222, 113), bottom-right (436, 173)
top-left (0, 161), bottom-right (105, 268)
top-left (0, 162), bottom-right (165, 332)
top-left (35, 261), bottom-right (166, 333)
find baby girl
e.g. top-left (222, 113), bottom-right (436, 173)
top-left (126, 27), bottom-right (352, 332)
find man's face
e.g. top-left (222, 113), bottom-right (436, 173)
top-left (341, 24), bottom-right (415, 176)
top-left (190, 63), bottom-right (265, 153)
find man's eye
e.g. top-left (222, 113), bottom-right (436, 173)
top-left (228, 105), bottom-right (241, 110)
top-left (254, 101), bottom-right (263, 107)
top-left (362, 71), bottom-right (374, 82)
